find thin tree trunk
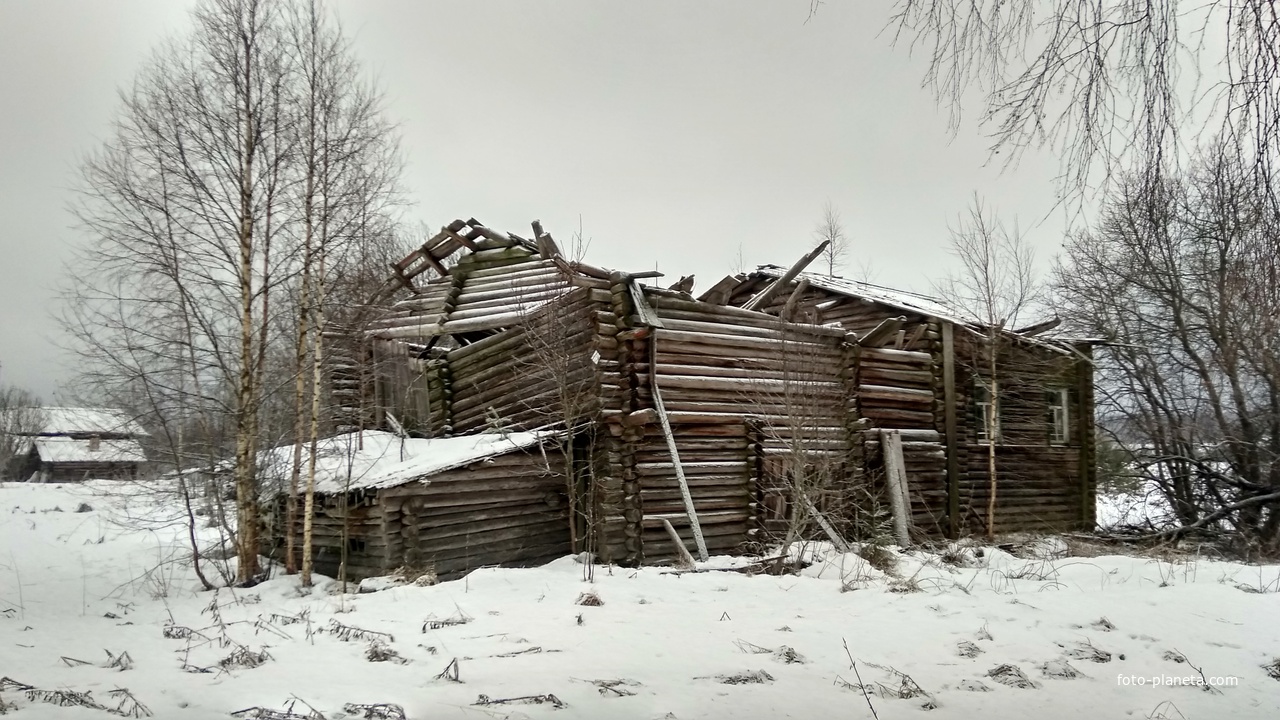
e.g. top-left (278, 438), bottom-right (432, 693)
top-left (287, 178), bottom-right (316, 576)
top-left (233, 15), bottom-right (262, 585)
top-left (301, 248), bottom-right (326, 587)
top-left (985, 336), bottom-right (998, 541)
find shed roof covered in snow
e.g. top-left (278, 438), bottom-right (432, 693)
top-left (32, 437), bottom-right (148, 464)
top-left (259, 429), bottom-right (562, 496)
top-left (11, 407), bottom-right (149, 438)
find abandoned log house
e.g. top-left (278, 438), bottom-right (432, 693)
top-left (281, 218), bottom-right (1098, 580)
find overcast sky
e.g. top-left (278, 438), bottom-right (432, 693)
top-left (0, 0), bottom-right (1069, 400)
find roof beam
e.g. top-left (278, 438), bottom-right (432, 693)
top-left (742, 240), bottom-right (829, 312)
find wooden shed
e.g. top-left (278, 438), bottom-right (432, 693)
top-left (5, 407), bottom-right (148, 483)
top-left (262, 430), bottom-right (570, 580)
top-left (703, 266), bottom-right (1098, 536)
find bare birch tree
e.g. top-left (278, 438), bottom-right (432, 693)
top-left (934, 195), bottom-right (1042, 539)
top-left (883, 1), bottom-right (1280, 216)
top-left (63, 0), bottom-right (403, 587)
top-left (0, 381), bottom-right (43, 481)
top-left (814, 201), bottom-right (848, 277)
top-left (1055, 148), bottom-right (1280, 551)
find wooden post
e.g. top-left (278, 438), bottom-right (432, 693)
top-left (1077, 349), bottom-right (1096, 530)
top-left (941, 321), bottom-right (960, 538)
top-left (881, 429), bottom-right (911, 547)
top-left (650, 334), bottom-right (709, 562)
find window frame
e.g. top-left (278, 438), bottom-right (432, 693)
top-left (1046, 387), bottom-right (1070, 446)
top-left (973, 376), bottom-right (1001, 445)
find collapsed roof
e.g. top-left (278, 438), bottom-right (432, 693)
top-left (257, 429), bottom-right (562, 497)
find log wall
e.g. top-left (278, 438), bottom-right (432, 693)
top-left (952, 332), bottom-right (1094, 534)
top-left (274, 448), bottom-right (572, 582)
top-left (713, 272), bottom-right (1098, 539)
top-left (639, 290), bottom-right (856, 561)
top-left (380, 450), bottom-right (571, 579)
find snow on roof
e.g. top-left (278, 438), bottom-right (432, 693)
top-left (755, 265), bottom-right (979, 326)
top-left (19, 407), bottom-right (149, 437)
top-left (33, 437), bottom-right (147, 464)
top-left (258, 429), bottom-right (561, 496)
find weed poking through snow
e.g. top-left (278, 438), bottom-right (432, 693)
top-left (708, 670), bottom-right (775, 685)
top-left (475, 693), bottom-right (565, 709)
top-left (343, 703), bottom-right (407, 719)
top-left (365, 640), bottom-right (409, 664)
top-left (434, 657), bottom-right (461, 683)
top-left (326, 619), bottom-right (393, 644)
top-left (217, 646), bottom-right (271, 671)
top-left (1091, 617), bottom-right (1117, 632)
top-left (988, 664), bottom-right (1039, 689)
top-left (422, 610), bottom-right (471, 631)
top-left (1062, 640), bottom-right (1111, 663)
top-left (1039, 659), bottom-right (1085, 679)
top-left (577, 678), bottom-right (640, 697)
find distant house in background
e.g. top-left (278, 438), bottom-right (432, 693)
top-left (6, 407), bottom-right (148, 482)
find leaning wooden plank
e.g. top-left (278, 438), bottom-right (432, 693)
top-left (650, 335), bottom-right (708, 561)
top-left (630, 280), bottom-right (666, 328)
top-left (742, 240), bottom-right (829, 311)
top-left (781, 277), bottom-right (811, 321)
top-left (858, 316), bottom-right (907, 347)
top-left (658, 517), bottom-right (697, 569)
top-left (803, 495), bottom-right (850, 553)
top-left (881, 429), bottom-right (912, 547)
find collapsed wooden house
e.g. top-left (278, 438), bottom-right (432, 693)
top-left (288, 218), bottom-right (1097, 579)
top-left (701, 266), bottom-right (1098, 536)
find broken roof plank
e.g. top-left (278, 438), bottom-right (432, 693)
top-left (742, 240), bottom-right (829, 312)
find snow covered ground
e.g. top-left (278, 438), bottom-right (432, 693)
top-left (2, 481), bottom-right (1278, 719)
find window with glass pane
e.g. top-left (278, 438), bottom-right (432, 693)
top-left (974, 378), bottom-right (1000, 444)
top-left (1046, 387), bottom-right (1069, 445)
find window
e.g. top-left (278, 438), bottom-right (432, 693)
top-left (974, 378), bottom-right (1000, 444)
top-left (1046, 388), bottom-right (1070, 445)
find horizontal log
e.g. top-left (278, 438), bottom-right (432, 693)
top-left (860, 347), bottom-right (933, 364)
top-left (653, 362), bottom-right (836, 383)
top-left (418, 521), bottom-right (568, 553)
top-left (652, 374), bottom-right (843, 397)
top-left (650, 297), bottom-right (850, 338)
top-left (858, 384), bottom-right (936, 402)
top-left (448, 288), bottom-right (572, 320)
top-left (415, 511), bottom-right (568, 542)
top-left (462, 258), bottom-right (556, 281)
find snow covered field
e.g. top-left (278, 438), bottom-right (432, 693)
top-left (2, 482), bottom-right (1278, 719)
